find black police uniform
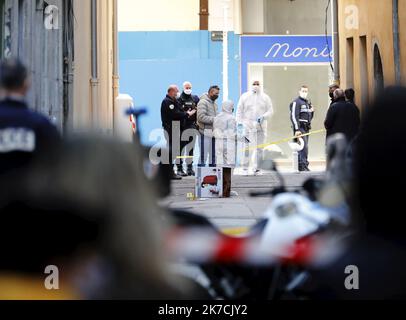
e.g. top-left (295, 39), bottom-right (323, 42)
top-left (0, 97), bottom-right (60, 176)
top-left (161, 95), bottom-right (188, 171)
top-left (290, 96), bottom-right (314, 171)
top-left (177, 92), bottom-right (199, 173)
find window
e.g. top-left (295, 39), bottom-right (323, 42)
top-left (374, 44), bottom-right (384, 93)
top-left (359, 36), bottom-right (369, 108)
top-left (346, 38), bottom-right (354, 88)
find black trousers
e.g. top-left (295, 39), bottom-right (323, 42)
top-left (199, 133), bottom-right (216, 167)
top-left (298, 128), bottom-right (310, 169)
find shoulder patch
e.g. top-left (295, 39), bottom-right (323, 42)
top-left (169, 104), bottom-right (175, 110)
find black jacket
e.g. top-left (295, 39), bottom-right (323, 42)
top-left (324, 98), bottom-right (360, 142)
top-left (161, 95), bottom-right (188, 134)
top-left (177, 92), bottom-right (199, 129)
top-left (290, 97), bottom-right (314, 132)
top-left (0, 98), bottom-right (61, 176)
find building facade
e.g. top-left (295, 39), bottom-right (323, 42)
top-left (0, 0), bottom-right (118, 134)
top-left (118, 0), bottom-right (242, 146)
top-left (338, 0), bottom-right (406, 110)
top-left (118, 0), bottom-right (332, 165)
top-left (242, 0), bottom-right (333, 163)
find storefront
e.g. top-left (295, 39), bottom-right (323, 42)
top-left (240, 35), bottom-right (334, 163)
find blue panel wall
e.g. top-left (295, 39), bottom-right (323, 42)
top-left (119, 31), bottom-right (240, 145)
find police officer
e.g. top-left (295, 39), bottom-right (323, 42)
top-left (177, 81), bottom-right (199, 177)
top-left (0, 58), bottom-right (60, 177)
top-left (161, 84), bottom-right (196, 180)
top-left (289, 85), bottom-right (314, 172)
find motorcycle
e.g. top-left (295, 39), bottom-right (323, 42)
top-left (165, 134), bottom-right (353, 300)
top-left (128, 106), bottom-right (353, 300)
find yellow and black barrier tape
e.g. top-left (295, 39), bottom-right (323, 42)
top-left (176, 129), bottom-right (327, 159)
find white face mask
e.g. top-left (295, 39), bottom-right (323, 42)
top-left (184, 89), bottom-right (192, 95)
top-left (299, 90), bottom-right (309, 100)
top-left (252, 85), bottom-right (260, 93)
top-left (176, 92), bottom-right (181, 99)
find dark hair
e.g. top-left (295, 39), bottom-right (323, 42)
top-left (0, 58), bottom-right (28, 90)
top-left (301, 85), bottom-right (308, 89)
top-left (345, 88), bottom-right (355, 102)
top-left (208, 85), bottom-right (220, 93)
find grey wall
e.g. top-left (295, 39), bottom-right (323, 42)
top-left (241, 0), bottom-right (265, 33)
top-left (264, 0), bottom-right (332, 35)
top-left (263, 65), bottom-right (330, 161)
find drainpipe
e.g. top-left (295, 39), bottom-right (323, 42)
top-left (91, 0), bottom-right (99, 128)
top-left (112, 0), bottom-right (119, 129)
top-left (199, 0), bottom-right (209, 30)
top-left (393, 0), bottom-right (401, 85)
top-left (332, 0), bottom-right (340, 85)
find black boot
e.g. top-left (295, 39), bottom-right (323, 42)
top-left (187, 166), bottom-right (195, 177)
top-left (177, 165), bottom-right (188, 177)
top-left (171, 173), bottom-right (182, 180)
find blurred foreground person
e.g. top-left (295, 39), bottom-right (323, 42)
top-left (302, 87), bottom-right (406, 299)
top-left (0, 138), bottom-right (197, 299)
top-left (0, 58), bottom-right (60, 176)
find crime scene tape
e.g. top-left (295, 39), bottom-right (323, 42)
top-left (244, 129), bottom-right (326, 152)
top-left (176, 129), bottom-right (326, 159)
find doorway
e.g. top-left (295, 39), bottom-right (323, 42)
top-left (374, 44), bottom-right (384, 93)
top-left (248, 63), bottom-right (331, 162)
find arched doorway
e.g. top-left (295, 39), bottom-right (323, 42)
top-left (374, 44), bottom-right (384, 93)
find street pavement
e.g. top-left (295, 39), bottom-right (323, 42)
top-left (162, 169), bottom-right (326, 230)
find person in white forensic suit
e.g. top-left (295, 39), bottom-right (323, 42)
top-left (213, 100), bottom-right (237, 168)
top-left (236, 80), bottom-right (274, 175)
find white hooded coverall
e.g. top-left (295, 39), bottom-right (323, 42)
top-left (236, 89), bottom-right (274, 171)
top-left (213, 101), bottom-right (237, 168)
